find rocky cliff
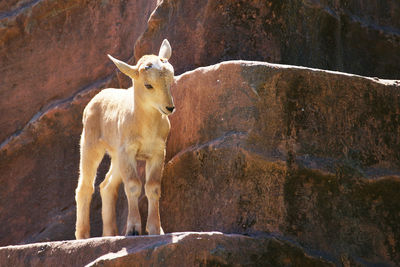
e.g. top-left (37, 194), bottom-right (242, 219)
top-left (1, 60), bottom-right (399, 265)
top-left (135, 0), bottom-right (400, 78)
top-left (0, 0), bottom-right (157, 246)
top-left (1, 0), bottom-right (400, 266)
top-left (0, 0), bottom-right (157, 144)
top-left (163, 61), bottom-right (400, 265)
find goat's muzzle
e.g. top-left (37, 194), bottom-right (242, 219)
top-left (166, 106), bottom-right (175, 113)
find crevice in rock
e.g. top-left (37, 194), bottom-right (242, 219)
top-left (0, 0), bottom-right (42, 20)
top-left (344, 11), bottom-right (400, 37)
top-left (0, 74), bottom-right (113, 151)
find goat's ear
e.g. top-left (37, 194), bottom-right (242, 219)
top-left (108, 54), bottom-right (138, 79)
top-left (158, 39), bottom-right (172, 60)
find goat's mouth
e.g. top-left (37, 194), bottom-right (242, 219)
top-left (158, 107), bottom-right (170, 115)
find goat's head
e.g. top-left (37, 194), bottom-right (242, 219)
top-left (108, 39), bottom-right (175, 115)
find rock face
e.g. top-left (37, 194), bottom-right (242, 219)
top-left (0, 73), bottom-right (149, 245)
top-left (0, 0), bottom-right (156, 245)
top-left (161, 61), bottom-right (400, 265)
top-left (135, 0), bottom-right (400, 79)
top-left (0, 0), bottom-right (157, 143)
top-left (1, 56), bottom-right (400, 265)
top-left (162, 61), bottom-right (400, 262)
top-left (0, 83), bottom-right (103, 246)
top-left (0, 232), bottom-right (334, 266)
top-left (1, 59), bottom-right (399, 265)
top-left (167, 61), bottom-right (400, 170)
top-left (1, 0), bottom-right (400, 266)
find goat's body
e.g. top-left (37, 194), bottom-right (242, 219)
top-left (82, 88), bottom-right (170, 160)
top-left (75, 39), bottom-right (174, 239)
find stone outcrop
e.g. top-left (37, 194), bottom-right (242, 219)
top-left (167, 61), bottom-right (400, 170)
top-left (135, 0), bottom-right (400, 79)
top-left (161, 61), bottom-right (400, 265)
top-left (0, 232), bottom-right (334, 266)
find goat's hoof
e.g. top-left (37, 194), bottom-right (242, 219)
top-left (75, 230), bottom-right (90, 239)
top-left (126, 230), bottom-right (140, 236)
top-left (145, 227), bottom-right (164, 235)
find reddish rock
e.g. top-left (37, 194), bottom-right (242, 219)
top-left (0, 81), bottom-right (105, 246)
top-left (168, 61), bottom-right (400, 171)
top-left (135, 0), bottom-right (400, 79)
top-left (160, 61), bottom-right (400, 264)
top-left (0, 74), bottom-right (150, 245)
top-left (0, 0), bottom-right (158, 245)
top-left (0, 232), bottom-right (334, 266)
top-left (162, 136), bottom-right (287, 235)
top-left (2, 0), bottom-right (399, 265)
top-left (0, 0), bottom-right (157, 143)
top-left (162, 140), bottom-right (400, 265)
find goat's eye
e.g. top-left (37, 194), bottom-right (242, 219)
top-left (144, 84), bottom-right (153, 89)
top-left (145, 64), bottom-right (152, 70)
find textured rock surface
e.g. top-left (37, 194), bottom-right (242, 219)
top-left (162, 143), bottom-right (400, 265)
top-left (0, 0), bottom-right (156, 143)
top-left (1, 1), bottom-right (400, 264)
top-left (1, 59), bottom-right (399, 265)
top-left (0, 0), bottom-right (156, 246)
top-left (167, 61), bottom-right (400, 170)
top-left (0, 81), bottom-right (103, 246)
top-left (0, 232), bottom-right (334, 266)
top-left (161, 61), bottom-right (400, 265)
top-left (1, 60), bottom-right (399, 265)
top-left (0, 75), bottom-right (149, 245)
top-left (135, 0), bottom-right (400, 79)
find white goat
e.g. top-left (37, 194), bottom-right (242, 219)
top-left (75, 40), bottom-right (175, 239)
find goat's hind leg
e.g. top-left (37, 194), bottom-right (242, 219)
top-left (100, 160), bottom-right (122, 236)
top-left (75, 135), bottom-right (104, 239)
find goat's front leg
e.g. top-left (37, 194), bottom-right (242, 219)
top-left (145, 153), bottom-right (165, 235)
top-left (119, 147), bottom-right (142, 236)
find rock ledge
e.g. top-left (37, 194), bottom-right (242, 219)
top-left (0, 232), bottom-right (333, 266)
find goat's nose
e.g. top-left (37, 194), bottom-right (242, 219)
top-left (166, 106), bottom-right (175, 113)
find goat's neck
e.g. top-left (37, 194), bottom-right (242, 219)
top-left (132, 82), bottom-right (163, 122)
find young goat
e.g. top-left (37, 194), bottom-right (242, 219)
top-left (75, 40), bottom-right (175, 239)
